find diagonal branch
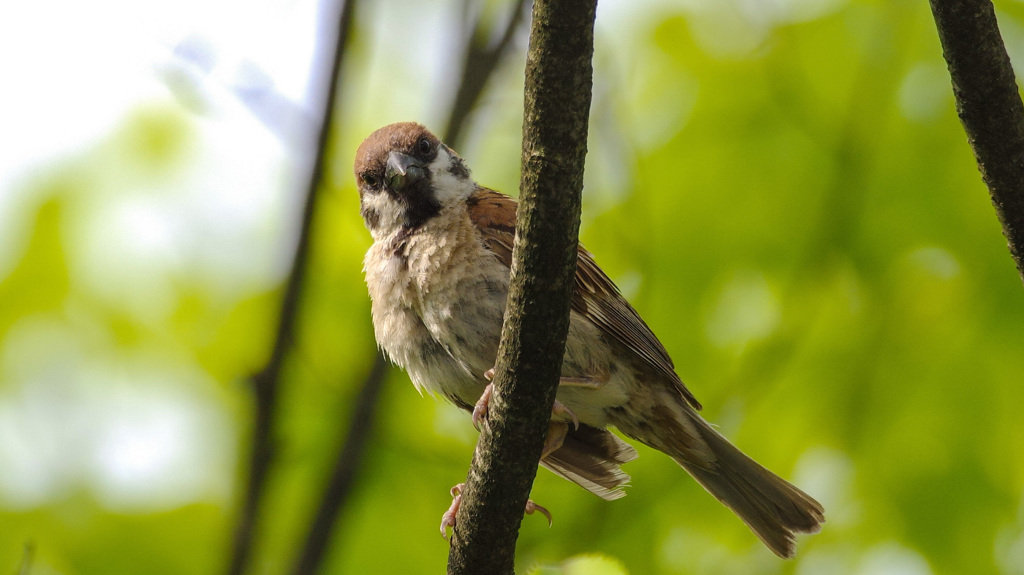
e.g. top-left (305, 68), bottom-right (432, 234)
top-left (929, 0), bottom-right (1024, 285)
top-left (443, 0), bottom-right (531, 146)
top-left (290, 353), bottom-right (388, 575)
top-left (446, 1), bottom-right (598, 573)
top-left (226, 0), bottom-right (360, 573)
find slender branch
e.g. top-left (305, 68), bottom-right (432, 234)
top-left (226, 0), bottom-right (359, 573)
top-left (929, 0), bottom-right (1024, 285)
top-left (443, 0), bottom-right (531, 146)
top-left (290, 354), bottom-right (388, 575)
top-left (17, 542), bottom-right (33, 575)
top-left (447, 1), bottom-right (597, 573)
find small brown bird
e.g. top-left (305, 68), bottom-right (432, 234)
top-left (355, 122), bottom-right (824, 558)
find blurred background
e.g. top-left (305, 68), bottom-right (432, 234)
top-left (3, 0), bottom-right (1024, 573)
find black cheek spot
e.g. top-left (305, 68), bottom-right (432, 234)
top-left (448, 153), bottom-right (470, 180)
top-left (361, 205), bottom-right (381, 230)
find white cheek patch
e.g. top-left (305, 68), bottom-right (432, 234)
top-left (429, 149), bottom-right (476, 205)
top-left (362, 192), bottom-right (406, 240)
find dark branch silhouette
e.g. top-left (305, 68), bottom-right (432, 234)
top-left (443, 0), bottom-right (531, 146)
top-left (447, 1), bottom-right (598, 573)
top-left (930, 0), bottom-right (1024, 285)
top-left (287, 2), bottom-right (533, 573)
top-left (226, 0), bottom-right (359, 573)
top-left (17, 542), bottom-right (33, 575)
top-left (290, 354), bottom-right (388, 575)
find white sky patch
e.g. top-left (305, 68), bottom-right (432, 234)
top-left (0, 379), bottom-right (86, 507)
top-left (798, 543), bottom-right (934, 575)
top-left (599, 0), bottom-right (846, 58)
top-left (659, 525), bottom-right (775, 574)
top-left (899, 63), bottom-right (954, 123)
top-left (0, 2), bottom-right (162, 192)
top-left (855, 543), bottom-right (934, 575)
top-left (0, 0), bottom-right (321, 191)
top-left (89, 381), bottom-right (233, 510)
top-left (0, 0), bottom-right (322, 307)
top-left (794, 446), bottom-right (860, 528)
top-left (0, 315), bottom-right (234, 511)
top-left (996, 493), bottom-right (1024, 575)
top-left (908, 246), bottom-right (961, 280)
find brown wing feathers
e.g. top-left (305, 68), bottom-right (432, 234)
top-left (574, 248), bottom-right (701, 410)
top-left (466, 188), bottom-right (701, 410)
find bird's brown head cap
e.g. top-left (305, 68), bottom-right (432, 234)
top-left (354, 123), bottom-right (472, 235)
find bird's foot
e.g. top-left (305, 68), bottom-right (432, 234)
top-left (440, 482), bottom-right (552, 538)
top-left (440, 483), bottom-right (464, 539)
top-left (551, 399), bottom-right (579, 430)
top-left (526, 499), bottom-right (553, 526)
top-left (472, 383), bottom-right (493, 431)
top-left (542, 421), bottom-right (568, 458)
top-left (473, 370), bottom-right (580, 431)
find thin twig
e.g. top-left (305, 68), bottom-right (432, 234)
top-left (930, 0), bottom-right (1024, 285)
top-left (443, 0), bottom-right (531, 146)
top-left (226, 0), bottom-right (360, 573)
top-left (16, 542), bottom-right (33, 575)
top-left (290, 354), bottom-right (389, 575)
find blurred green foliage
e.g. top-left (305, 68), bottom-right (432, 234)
top-left (3, 0), bottom-right (1024, 574)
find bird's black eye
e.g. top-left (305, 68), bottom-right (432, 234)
top-left (362, 173), bottom-right (379, 188)
top-left (417, 137), bottom-right (433, 157)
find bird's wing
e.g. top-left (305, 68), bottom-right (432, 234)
top-left (466, 188), bottom-right (701, 410)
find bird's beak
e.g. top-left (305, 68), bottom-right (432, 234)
top-left (386, 151), bottom-right (426, 192)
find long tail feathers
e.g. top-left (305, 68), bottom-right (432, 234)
top-left (672, 415), bottom-right (824, 558)
top-left (541, 398), bottom-right (824, 557)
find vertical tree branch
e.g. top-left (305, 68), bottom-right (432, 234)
top-left (930, 0), bottom-right (1024, 285)
top-left (226, 0), bottom-right (359, 573)
top-left (446, 1), bottom-right (597, 574)
top-left (288, 2), bottom-right (532, 573)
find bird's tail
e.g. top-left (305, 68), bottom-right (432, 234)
top-left (618, 399), bottom-right (824, 558)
